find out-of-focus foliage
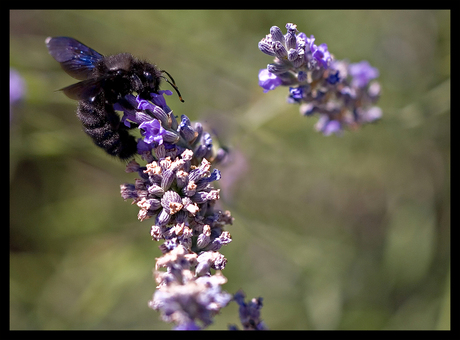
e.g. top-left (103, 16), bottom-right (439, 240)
top-left (10, 10), bottom-right (450, 330)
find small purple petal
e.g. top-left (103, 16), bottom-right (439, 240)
top-left (323, 119), bottom-right (342, 136)
top-left (312, 43), bottom-right (331, 68)
top-left (258, 69), bottom-right (282, 93)
top-left (305, 35), bottom-right (316, 52)
top-left (288, 86), bottom-right (304, 103)
top-left (174, 321), bottom-right (201, 330)
top-left (315, 115), bottom-right (343, 136)
top-left (137, 98), bottom-right (157, 112)
top-left (150, 90), bottom-right (172, 112)
top-left (349, 60), bottom-right (380, 88)
top-left (139, 119), bottom-right (166, 145)
top-left (10, 68), bottom-right (26, 104)
top-left (362, 106), bottom-right (382, 123)
top-left (137, 138), bottom-right (153, 153)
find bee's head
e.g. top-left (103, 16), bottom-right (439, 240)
top-left (131, 62), bottom-right (162, 99)
top-left (131, 60), bottom-right (183, 102)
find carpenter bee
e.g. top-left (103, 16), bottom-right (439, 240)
top-left (46, 36), bottom-right (183, 159)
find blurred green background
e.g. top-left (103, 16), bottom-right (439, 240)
top-left (10, 10), bottom-right (450, 330)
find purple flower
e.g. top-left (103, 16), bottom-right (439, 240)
top-left (323, 119), bottom-right (342, 136)
top-left (174, 321), bottom-right (201, 330)
top-left (150, 90), bottom-right (173, 113)
top-left (297, 71), bottom-right (307, 83)
top-left (300, 102), bottom-right (316, 116)
top-left (10, 68), bottom-right (26, 104)
top-left (230, 290), bottom-right (268, 330)
top-left (137, 97), bottom-right (157, 112)
top-left (361, 106), bottom-right (382, 123)
top-left (312, 43), bottom-right (332, 69)
top-left (114, 94), bottom-right (160, 128)
top-left (179, 115), bottom-right (197, 143)
top-left (285, 22), bottom-right (298, 34)
top-left (136, 96), bottom-right (169, 126)
top-left (305, 34), bottom-right (316, 53)
top-left (193, 132), bottom-right (213, 160)
top-left (10, 68), bottom-right (26, 122)
top-left (327, 70), bottom-right (341, 85)
top-left (349, 60), bottom-right (379, 88)
top-left (257, 22), bottom-right (382, 136)
top-left (149, 246), bottom-right (232, 329)
top-left (118, 77), bottom-right (235, 331)
top-left (139, 119), bottom-right (166, 145)
top-left (288, 86), bottom-right (304, 103)
top-left (136, 138), bottom-right (153, 154)
top-left (315, 116), bottom-right (343, 136)
top-left (258, 69), bottom-right (282, 93)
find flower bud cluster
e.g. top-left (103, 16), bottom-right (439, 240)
top-left (120, 147), bottom-right (232, 253)
top-left (117, 91), bottom-right (233, 329)
top-left (258, 23), bottom-right (382, 136)
top-left (114, 90), bottom-right (228, 165)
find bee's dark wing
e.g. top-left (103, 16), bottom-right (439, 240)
top-left (60, 78), bottom-right (105, 101)
top-left (46, 36), bottom-right (104, 80)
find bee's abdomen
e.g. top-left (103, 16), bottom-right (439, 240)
top-left (77, 100), bottom-right (137, 159)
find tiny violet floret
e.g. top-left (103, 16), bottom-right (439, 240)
top-left (10, 68), bottom-right (26, 105)
top-left (288, 86), bottom-right (304, 103)
top-left (10, 68), bottom-right (26, 121)
top-left (139, 119), bottom-right (166, 145)
top-left (150, 90), bottom-right (173, 113)
top-left (258, 69), bottom-right (282, 93)
top-left (229, 290), bottom-right (268, 330)
top-left (327, 70), bottom-right (340, 85)
top-left (285, 22), bottom-right (298, 34)
top-left (348, 60), bottom-right (380, 88)
top-left (312, 43), bottom-right (332, 69)
top-left (315, 116), bottom-right (343, 136)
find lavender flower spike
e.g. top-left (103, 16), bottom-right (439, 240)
top-left (257, 22), bottom-right (382, 136)
top-left (119, 88), bottom-right (235, 329)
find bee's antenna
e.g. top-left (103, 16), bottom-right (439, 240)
top-left (160, 70), bottom-right (184, 103)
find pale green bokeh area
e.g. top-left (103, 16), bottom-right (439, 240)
top-left (10, 10), bottom-right (450, 330)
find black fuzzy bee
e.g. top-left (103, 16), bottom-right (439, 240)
top-left (46, 36), bottom-right (183, 159)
